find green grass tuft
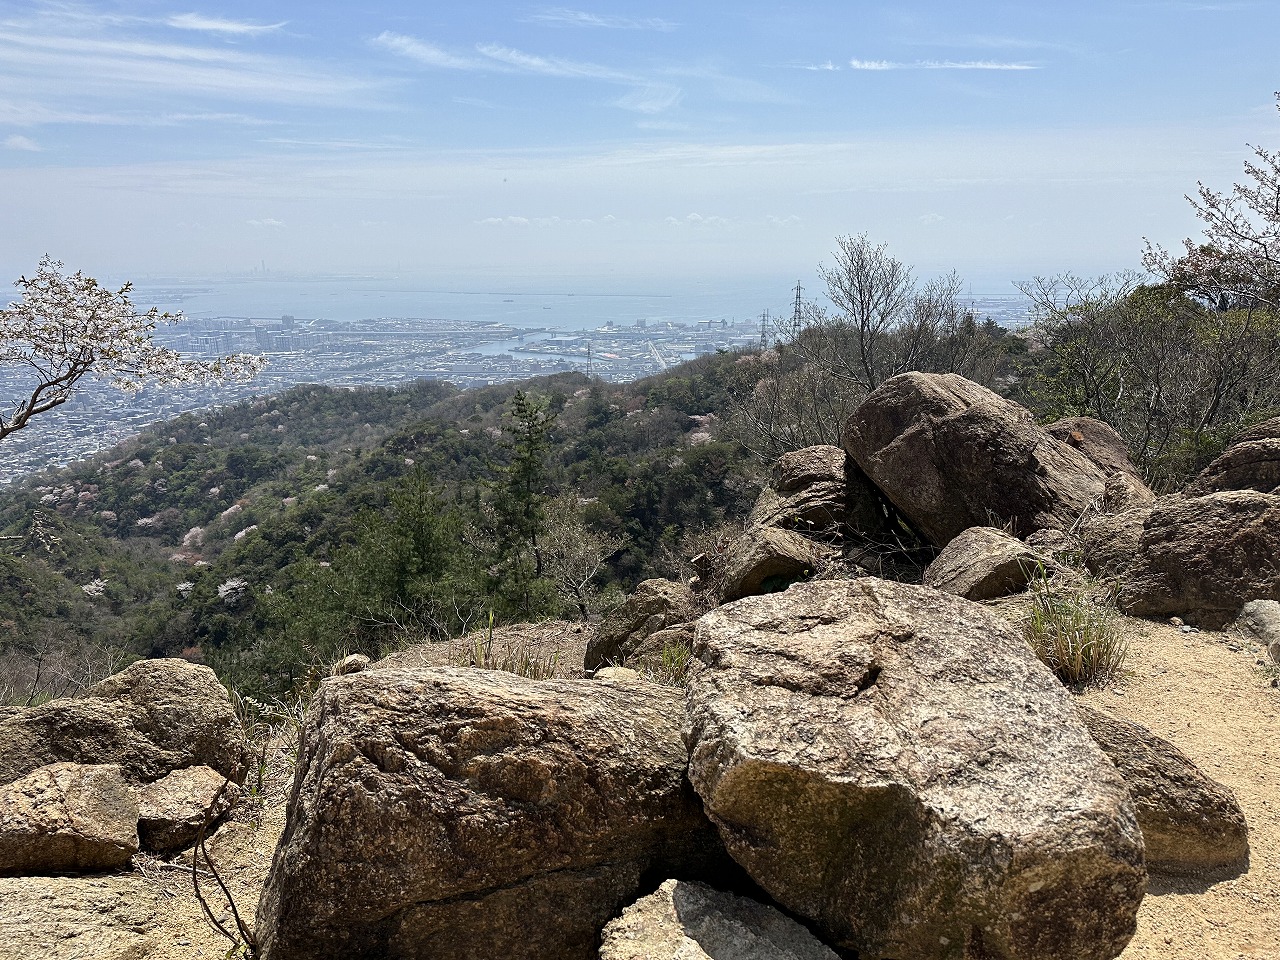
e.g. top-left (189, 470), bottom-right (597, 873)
top-left (1023, 574), bottom-right (1127, 688)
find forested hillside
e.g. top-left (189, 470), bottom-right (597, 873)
top-left (0, 354), bottom-right (764, 699)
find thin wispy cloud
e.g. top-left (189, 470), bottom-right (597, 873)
top-left (475, 43), bottom-right (630, 81)
top-left (849, 58), bottom-right (1037, 71)
top-left (0, 29), bottom-right (381, 109)
top-left (371, 32), bottom-right (488, 70)
top-left (166, 14), bottom-right (287, 36)
top-left (374, 33), bottom-right (683, 114)
top-left (4, 134), bottom-right (41, 151)
top-left (614, 83), bottom-right (683, 114)
top-left (797, 61), bottom-right (840, 71)
top-left (527, 8), bottom-right (676, 31)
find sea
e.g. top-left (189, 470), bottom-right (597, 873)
top-left (0, 273), bottom-right (1036, 484)
top-left (124, 274), bottom-right (1036, 331)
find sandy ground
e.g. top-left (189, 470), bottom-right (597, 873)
top-left (1077, 617), bottom-right (1280, 960)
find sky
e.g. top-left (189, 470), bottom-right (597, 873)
top-left (1, 1), bottom-right (1278, 297)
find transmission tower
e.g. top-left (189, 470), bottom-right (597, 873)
top-left (792, 281), bottom-right (804, 324)
top-left (759, 309), bottom-right (770, 350)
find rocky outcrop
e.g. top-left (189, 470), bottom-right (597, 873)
top-left (1077, 705), bottom-right (1248, 875)
top-left (599, 879), bottom-right (840, 960)
top-left (720, 527), bottom-right (837, 602)
top-left (685, 579), bottom-right (1145, 960)
top-left (1186, 417), bottom-right (1280, 495)
top-left (922, 525), bottom-right (1050, 601)
top-left (256, 667), bottom-right (728, 960)
top-left (843, 373), bottom-right (1113, 545)
top-left (135, 765), bottom-right (240, 854)
top-left (0, 763), bottom-right (138, 876)
top-left (750, 445), bottom-right (849, 533)
top-left (1116, 490), bottom-right (1280, 628)
top-left (1045, 417), bottom-right (1146, 482)
top-left (585, 579), bottom-right (699, 672)
top-left (0, 659), bottom-right (246, 787)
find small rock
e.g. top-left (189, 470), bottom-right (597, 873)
top-left (330, 654), bottom-right (371, 676)
top-left (1078, 705), bottom-right (1249, 875)
top-left (600, 879), bottom-right (840, 960)
top-left (135, 766), bottom-right (240, 854)
top-left (1169, 617), bottom-right (1184, 627)
top-left (922, 525), bottom-right (1051, 601)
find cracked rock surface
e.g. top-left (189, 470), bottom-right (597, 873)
top-left (255, 666), bottom-right (728, 960)
top-left (685, 578), bottom-right (1146, 960)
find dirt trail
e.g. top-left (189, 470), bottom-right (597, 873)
top-left (1078, 617), bottom-right (1280, 960)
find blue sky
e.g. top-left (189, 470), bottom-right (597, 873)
top-left (1, 1), bottom-right (1278, 295)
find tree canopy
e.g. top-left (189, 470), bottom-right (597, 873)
top-left (0, 257), bottom-right (264, 443)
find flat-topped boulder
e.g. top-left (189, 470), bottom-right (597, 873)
top-left (0, 659), bottom-right (246, 787)
top-left (843, 373), bottom-right (1113, 546)
top-left (685, 579), bottom-right (1145, 960)
top-left (256, 667), bottom-right (729, 960)
top-left (0, 763), bottom-right (138, 876)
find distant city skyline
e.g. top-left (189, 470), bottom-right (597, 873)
top-left (2, 1), bottom-right (1277, 293)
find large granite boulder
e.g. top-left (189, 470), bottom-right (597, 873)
top-left (1186, 417), bottom-right (1280, 496)
top-left (1076, 705), bottom-right (1248, 875)
top-left (599, 879), bottom-right (840, 960)
top-left (842, 373), bottom-right (1113, 546)
top-left (0, 659), bottom-right (246, 787)
top-left (685, 579), bottom-right (1145, 960)
top-left (585, 580), bottom-right (699, 672)
top-left (1116, 490), bottom-right (1280, 628)
top-left (720, 527), bottom-right (837, 602)
top-left (256, 667), bottom-right (728, 960)
top-left (0, 763), bottom-right (138, 875)
top-left (922, 526), bottom-right (1050, 601)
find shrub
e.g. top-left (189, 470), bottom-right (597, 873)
top-left (1023, 574), bottom-right (1127, 687)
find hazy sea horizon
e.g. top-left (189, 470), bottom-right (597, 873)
top-left (126, 273), bottom-right (1036, 331)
